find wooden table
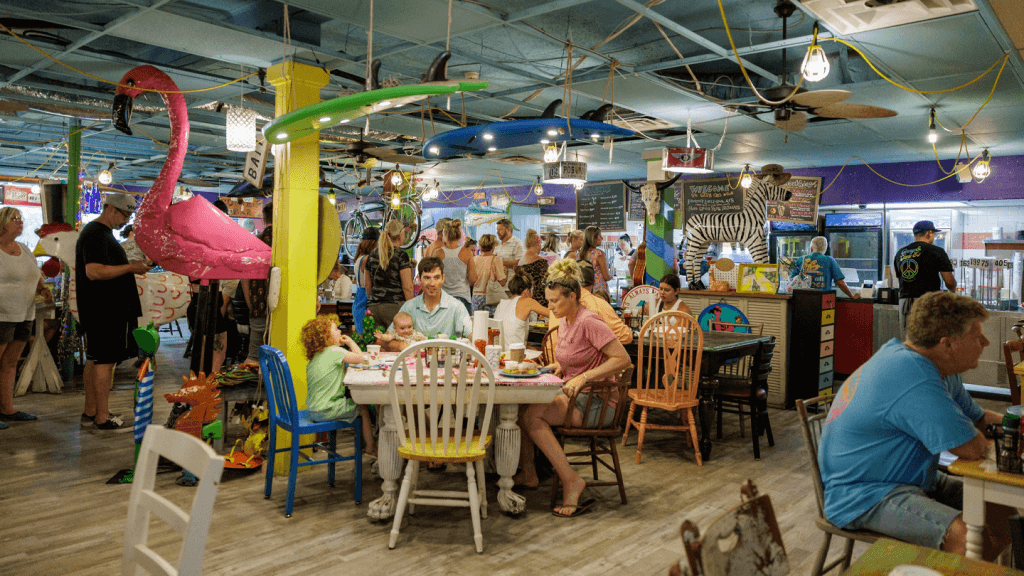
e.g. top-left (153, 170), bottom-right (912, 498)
top-left (627, 330), bottom-right (770, 462)
top-left (843, 537), bottom-right (1023, 575)
top-left (949, 457), bottom-right (1024, 560)
top-left (14, 302), bottom-right (62, 396)
top-left (345, 354), bottom-right (563, 521)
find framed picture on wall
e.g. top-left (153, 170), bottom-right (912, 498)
top-left (737, 263), bottom-right (779, 294)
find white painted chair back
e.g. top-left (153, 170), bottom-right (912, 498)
top-left (388, 339), bottom-right (497, 458)
top-left (122, 425), bottom-right (224, 576)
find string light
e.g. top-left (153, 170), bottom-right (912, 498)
top-left (740, 164), bottom-right (753, 189)
top-left (972, 149), bottom-right (991, 182)
top-left (800, 22), bottom-right (830, 83)
top-left (927, 109), bottom-right (938, 144)
top-left (98, 162), bottom-right (114, 185)
top-left (422, 180), bottom-right (439, 201)
top-left (543, 144), bottom-right (559, 163)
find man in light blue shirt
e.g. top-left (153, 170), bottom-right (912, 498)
top-left (819, 291), bottom-right (1007, 559)
top-left (391, 256), bottom-right (471, 338)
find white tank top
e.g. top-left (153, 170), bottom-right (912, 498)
top-left (440, 246), bottom-right (471, 301)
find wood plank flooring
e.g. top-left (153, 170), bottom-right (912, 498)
top-left (1, 331), bottom-right (1007, 575)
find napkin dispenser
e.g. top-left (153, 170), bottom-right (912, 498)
top-left (876, 287), bottom-right (898, 304)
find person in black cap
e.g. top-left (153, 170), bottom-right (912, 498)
top-left (893, 220), bottom-right (956, 337)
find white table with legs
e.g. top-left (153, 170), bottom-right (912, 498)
top-left (345, 357), bottom-right (562, 520)
top-left (949, 457), bottom-right (1024, 560)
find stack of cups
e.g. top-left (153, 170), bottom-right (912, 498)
top-left (485, 345), bottom-right (502, 374)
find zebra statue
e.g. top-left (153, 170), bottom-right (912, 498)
top-left (684, 164), bottom-right (793, 290)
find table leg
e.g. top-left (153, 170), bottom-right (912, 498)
top-left (495, 403), bottom-right (526, 515)
top-left (367, 404), bottom-right (403, 521)
top-left (698, 395), bottom-right (714, 462)
top-left (961, 477), bottom-right (985, 560)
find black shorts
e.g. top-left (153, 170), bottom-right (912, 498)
top-left (0, 320), bottom-right (32, 345)
top-left (187, 299), bottom-right (229, 333)
top-left (84, 318), bottom-right (139, 365)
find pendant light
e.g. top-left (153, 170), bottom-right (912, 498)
top-left (972, 150), bottom-right (991, 182)
top-left (739, 164), bottom-right (753, 189)
top-left (98, 162), bottom-right (115, 185)
top-left (927, 109), bottom-right (938, 144)
top-left (226, 65), bottom-right (256, 152)
top-left (800, 22), bottom-right (830, 83)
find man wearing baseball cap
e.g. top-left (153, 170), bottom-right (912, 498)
top-left (893, 220), bottom-right (956, 337)
top-left (75, 192), bottom-right (153, 429)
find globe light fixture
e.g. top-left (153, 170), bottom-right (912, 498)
top-left (98, 162), bottom-right (115, 185)
top-left (225, 106), bottom-right (257, 152)
top-left (391, 192), bottom-right (402, 207)
top-left (740, 165), bottom-right (753, 189)
top-left (543, 144), bottom-right (559, 163)
top-left (390, 169), bottom-right (403, 187)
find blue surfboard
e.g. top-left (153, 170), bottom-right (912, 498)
top-left (422, 118), bottom-right (633, 159)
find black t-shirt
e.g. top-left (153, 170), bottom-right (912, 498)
top-left (366, 248), bottom-right (412, 305)
top-left (75, 220), bottom-right (142, 327)
top-left (893, 241), bottom-right (953, 298)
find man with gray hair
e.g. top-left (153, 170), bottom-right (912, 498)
top-left (792, 236), bottom-right (859, 299)
top-left (818, 291), bottom-right (1008, 559)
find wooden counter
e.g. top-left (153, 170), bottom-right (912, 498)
top-left (675, 290), bottom-right (790, 407)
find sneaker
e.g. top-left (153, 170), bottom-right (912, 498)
top-left (82, 412), bottom-right (121, 426)
top-left (94, 415), bottom-right (126, 429)
top-left (0, 411), bottom-right (37, 421)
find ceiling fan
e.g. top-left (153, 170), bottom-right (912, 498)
top-left (723, 0), bottom-right (897, 132)
top-left (330, 129), bottom-right (429, 166)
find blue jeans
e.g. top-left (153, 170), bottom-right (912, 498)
top-left (845, 471), bottom-right (962, 549)
top-left (353, 287), bottom-right (368, 334)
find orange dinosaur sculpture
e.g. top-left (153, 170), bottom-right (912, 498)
top-left (164, 372), bottom-right (222, 439)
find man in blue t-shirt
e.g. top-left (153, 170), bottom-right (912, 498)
top-left (793, 236), bottom-right (859, 299)
top-left (819, 291), bottom-right (1008, 558)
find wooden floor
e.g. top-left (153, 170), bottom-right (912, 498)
top-left (1, 331), bottom-right (1008, 575)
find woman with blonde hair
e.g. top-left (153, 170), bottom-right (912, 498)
top-left (541, 232), bottom-right (560, 263)
top-left (579, 226), bottom-right (611, 296)
top-left (517, 229), bottom-right (550, 306)
top-left (365, 219), bottom-right (414, 329)
top-left (472, 233), bottom-right (507, 315)
top-left (426, 218), bottom-right (476, 314)
top-left (0, 207), bottom-right (49, 427)
top-left (564, 230), bottom-right (583, 260)
top-left (515, 259), bottom-right (631, 516)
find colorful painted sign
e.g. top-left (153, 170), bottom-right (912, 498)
top-left (767, 176), bottom-right (821, 225)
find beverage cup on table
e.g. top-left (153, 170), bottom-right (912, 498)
top-left (485, 345), bottom-right (502, 373)
top-left (366, 345), bottom-right (381, 363)
top-left (509, 343), bottom-right (526, 363)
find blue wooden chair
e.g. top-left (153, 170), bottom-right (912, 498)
top-left (259, 345), bottom-right (362, 518)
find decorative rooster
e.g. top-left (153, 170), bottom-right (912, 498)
top-left (112, 65), bottom-right (271, 279)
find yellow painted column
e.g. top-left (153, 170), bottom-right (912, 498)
top-left (267, 62), bottom-right (328, 473)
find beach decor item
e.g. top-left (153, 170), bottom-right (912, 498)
top-left (738, 263), bottom-right (780, 294)
top-left (683, 165), bottom-right (793, 290)
top-left (112, 65), bottom-right (271, 280)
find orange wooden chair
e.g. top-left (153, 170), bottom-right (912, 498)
top-left (622, 311), bottom-right (703, 465)
top-left (1003, 339), bottom-right (1023, 406)
top-left (540, 325), bottom-right (559, 367)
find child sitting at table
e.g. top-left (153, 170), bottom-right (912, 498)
top-left (301, 315), bottom-right (376, 456)
top-left (376, 311), bottom-right (427, 352)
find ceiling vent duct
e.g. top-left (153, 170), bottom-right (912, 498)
top-left (800, 0), bottom-right (977, 35)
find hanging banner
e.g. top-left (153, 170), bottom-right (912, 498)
top-left (243, 139), bottom-right (269, 189)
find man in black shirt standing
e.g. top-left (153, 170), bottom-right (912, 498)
top-left (76, 193), bottom-right (152, 429)
top-left (893, 220), bottom-right (956, 337)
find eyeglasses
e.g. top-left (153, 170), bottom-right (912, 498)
top-left (117, 209), bottom-right (132, 219)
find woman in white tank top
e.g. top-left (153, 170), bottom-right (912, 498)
top-left (426, 219), bottom-right (476, 315)
top-left (496, 271), bottom-right (550, 350)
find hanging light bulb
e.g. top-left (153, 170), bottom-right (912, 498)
top-left (98, 162), bottom-right (114, 185)
top-left (329, 192), bottom-right (336, 205)
top-left (225, 107), bottom-right (257, 152)
top-left (927, 109), bottom-right (938, 144)
top-left (739, 164), bottom-right (752, 189)
top-left (31, 184), bottom-right (40, 194)
top-left (390, 169), bottom-right (403, 187)
top-left (972, 149), bottom-right (992, 182)
top-left (800, 22), bottom-right (830, 83)
top-left (543, 144), bottom-right (559, 163)
top-left (423, 180), bottom-right (439, 201)
top-left (533, 178), bottom-right (544, 197)
top-left (391, 192), bottom-right (402, 207)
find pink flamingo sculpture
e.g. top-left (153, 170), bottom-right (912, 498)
top-left (709, 306), bottom-right (735, 332)
top-left (112, 65), bottom-right (271, 280)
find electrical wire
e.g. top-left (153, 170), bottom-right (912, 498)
top-left (0, 118), bottom-right (102, 145)
top-left (716, 0), bottom-right (804, 106)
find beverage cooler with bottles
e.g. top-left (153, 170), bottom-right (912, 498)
top-left (888, 212), bottom-right (951, 267)
top-left (824, 212), bottom-right (884, 286)
top-left (769, 221), bottom-right (819, 265)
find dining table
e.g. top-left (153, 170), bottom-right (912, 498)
top-left (842, 537), bottom-right (1023, 575)
top-left (345, 352), bottom-right (564, 521)
top-left (626, 329), bottom-right (772, 462)
top-left (948, 456), bottom-right (1024, 561)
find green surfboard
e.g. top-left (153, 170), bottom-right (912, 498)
top-left (262, 80), bottom-right (489, 144)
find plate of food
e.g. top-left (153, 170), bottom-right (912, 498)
top-left (501, 370), bottom-right (540, 378)
top-left (501, 361), bottom-right (539, 378)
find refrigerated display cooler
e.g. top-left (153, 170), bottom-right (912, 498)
top-left (824, 212), bottom-right (884, 286)
top-left (769, 221), bottom-right (819, 264)
top-left (888, 211), bottom-right (951, 266)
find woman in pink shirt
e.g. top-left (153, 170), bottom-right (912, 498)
top-left (515, 259), bottom-right (631, 517)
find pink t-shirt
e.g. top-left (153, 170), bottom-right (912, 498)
top-left (556, 307), bottom-right (616, 381)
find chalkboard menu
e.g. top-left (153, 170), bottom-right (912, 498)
top-left (627, 187), bottom-right (645, 221)
top-left (681, 177), bottom-right (745, 217)
top-left (576, 182), bottom-right (626, 231)
top-left (767, 176), bottom-right (821, 225)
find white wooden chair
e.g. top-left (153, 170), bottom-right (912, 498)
top-left (122, 425), bottom-right (225, 576)
top-left (388, 339), bottom-right (497, 554)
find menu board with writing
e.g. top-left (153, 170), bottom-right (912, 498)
top-left (576, 182), bottom-right (626, 232)
top-left (767, 176), bottom-right (821, 225)
top-left (682, 177), bottom-right (744, 217)
top-left (627, 187), bottom-right (646, 221)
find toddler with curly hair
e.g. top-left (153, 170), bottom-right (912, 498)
top-left (301, 315), bottom-right (376, 455)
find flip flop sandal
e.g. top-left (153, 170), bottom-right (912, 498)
top-left (0, 411), bottom-right (37, 421)
top-left (552, 498), bottom-right (596, 518)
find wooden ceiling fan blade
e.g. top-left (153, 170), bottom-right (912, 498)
top-left (814, 103), bottom-right (898, 119)
top-left (178, 177), bottom-right (219, 187)
top-left (775, 110), bottom-right (808, 132)
top-left (791, 89), bottom-right (851, 108)
top-left (368, 147), bottom-right (430, 165)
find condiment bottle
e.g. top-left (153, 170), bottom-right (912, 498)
top-left (1002, 412), bottom-right (1021, 473)
top-left (436, 334), bottom-right (449, 365)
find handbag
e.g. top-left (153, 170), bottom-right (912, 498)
top-left (484, 256), bottom-right (506, 305)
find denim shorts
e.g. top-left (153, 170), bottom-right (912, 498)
top-left (574, 392), bottom-right (616, 428)
top-left (845, 471), bottom-right (963, 549)
top-left (0, 320), bottom-right (32, 344)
